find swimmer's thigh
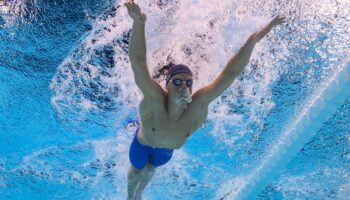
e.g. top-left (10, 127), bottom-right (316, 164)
top-left (129, 136), bottom-right (150, 170)
top-left (149, 148), bottom-right (174, 167)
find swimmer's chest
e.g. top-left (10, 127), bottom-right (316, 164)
top-left (139, 99), bottom-right (208, 143)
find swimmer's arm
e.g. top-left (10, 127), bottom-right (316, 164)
top-left (222, 15), bottom-right (286, 76)
top-left (126, 1), bottom-right (147, 62)
top-left (129, 21), bottom-right (147, 63)
top-left (194, 16), bottom-right (286, 105)
top-left (128, 22), bottom-right (164, 100)
top-left (194, 37), bottom-right (257, 105)
top-left (125, 2), bottom-right (163, 100)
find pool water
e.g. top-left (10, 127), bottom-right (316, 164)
top-left (0, 0), bottom-right (349, 199)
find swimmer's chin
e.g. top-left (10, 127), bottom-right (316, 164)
top-left (175, 99), bottom-right (192, 109)
top-left (178, 102), bottom-right (189, 109)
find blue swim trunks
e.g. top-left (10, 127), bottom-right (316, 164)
top-left (129, 127), bottom-right (174, 170)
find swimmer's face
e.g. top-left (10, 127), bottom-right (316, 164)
top-left (166, 73), bottom-right (193, 104)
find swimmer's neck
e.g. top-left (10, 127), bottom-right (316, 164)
top-left (165, 93), bottom-right (188, 122)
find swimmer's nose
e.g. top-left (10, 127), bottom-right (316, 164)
top-left (178, 87), bottom-right (189, 94)
top-left (177, 86), bottom-right (185, 91)
top-left (178, 84), bottom-right (188, 90)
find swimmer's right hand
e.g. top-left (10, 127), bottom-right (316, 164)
top-left (124, 1), bottom-right (147, 24)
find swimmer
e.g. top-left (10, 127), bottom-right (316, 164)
top-left (124, 1), bottom-right (286, 199)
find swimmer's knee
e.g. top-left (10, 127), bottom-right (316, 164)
top-left (128, 165), bottom-right (142, 179)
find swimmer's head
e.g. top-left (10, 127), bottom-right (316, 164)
top-left (153, 62), bottom-right (193, 107)
top-left (165, 65), bottom-right (193, 106)
top-left (165, 64), bottom-right (193, 86)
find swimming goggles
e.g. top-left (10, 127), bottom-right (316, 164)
top-left (172, 79), bottom-right (193, 87)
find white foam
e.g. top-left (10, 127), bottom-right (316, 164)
top-left (338, 181), bottom-right (350, 200)
top-left (49, 0), bottom-right (278, 142)
top-left (45, 0), bottom-right (350, 198)
top-left (0, 0), bottom-right (39, 26)
top-left (232, 60), bottom-right (350, 199)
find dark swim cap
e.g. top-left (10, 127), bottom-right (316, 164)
top-left (165, 64), bottom-right (193, 85)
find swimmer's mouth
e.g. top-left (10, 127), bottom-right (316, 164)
top-left (174, 87), bottom-right (192, 105)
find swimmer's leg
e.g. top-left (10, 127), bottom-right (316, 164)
top-left (127, 165), bottom-right (145, 200)
top-left (133, 148), bottom-right (173, 198)
top-left (128, 127), bottom-right (150, 199)
top-left (134, 162), bottom-right (156, 199)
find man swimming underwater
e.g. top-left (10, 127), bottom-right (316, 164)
top-left (124, 1), bottom-right (286, 199)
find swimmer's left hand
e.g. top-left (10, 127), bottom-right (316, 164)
top-left (250, 15), bottom-right (287, 43)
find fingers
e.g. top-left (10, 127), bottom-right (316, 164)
top-left (268, 15), bottom-right (287, 28)
top-left (124, 0), bottom-right (146, 22)
top-left (125, 3), bottom-right (130, 10)
top-left (125, 2), bottom-right (134, 10)
top-left (124, 1), bottom-right (140, 11)
top-left (281, 17), bottom-right (287, 23)
top-left (135, 5), bottom-right (141, 12)
top-left (273, 15), bottom-right (287, 24)
top-left (254, 15), bottom-right (286, 43)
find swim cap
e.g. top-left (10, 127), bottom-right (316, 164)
top-left (165, 64), bottom-right (193, 85)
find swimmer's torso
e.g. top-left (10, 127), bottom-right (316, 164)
top-left (137, 92), bottom-right (208, 149)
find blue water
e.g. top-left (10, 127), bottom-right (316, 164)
top-left (1, 0), bottom-right (349, 199)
